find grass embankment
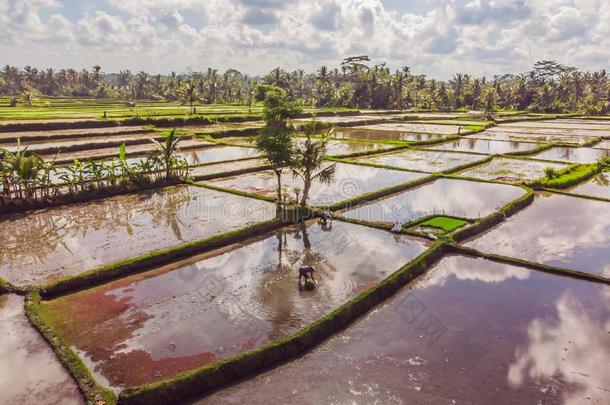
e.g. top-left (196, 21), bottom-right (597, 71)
top-left (528, 162), bottom-right (605, 189)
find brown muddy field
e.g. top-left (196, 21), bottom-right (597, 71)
top-left (466, 192), bottom-right (610, 276)
top-left (341, 178), bottom-right (526, 225)
top-left (41, 221), bottom-right (430, 390)
top-left (0, 294), bottom-right (83, 404)
top-left (191, 254), bottom-right (610, 405)
top-left (0, 186), bottom-right (276, 287)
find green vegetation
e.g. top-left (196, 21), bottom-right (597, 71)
top-left (419, 216), bottom-right (468, 232)
top-left (530, 159), bottom-right (609, 189)
top-left (0, 133), bottom-right (188, 210)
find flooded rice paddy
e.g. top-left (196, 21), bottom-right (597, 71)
top-left (486, 126), bottom-right (610, 138)
top-left (189, 159), bottom-right (268, 179)
top-left (40, 221), bottom-right (430, 390)
top-left (205, 162), bottom-right (427, 206)
top-left (466, 192), bottom-right (610, 276)
top-left (471, 130), bottom-right (597, 145)
top-left (356, 122), bottom-right (462, 135)
top-left (1, 133), bottom-right (158, 154)
top-left (0, 186), bottom-right (275, 287)
top-left (353, 149), bottom-right (487, 172)
top-left (178, 146), bottom-right (259, 165)
top-left (425, 138), bottom-right (542, 154)
top-left (458, 157), bottom-right (569, 182)
top-left (341, 178), bottom-right (525, 225)
top-left (592, 140), bottom-right (610, 150)
top-left (567, 172), bottom-right (610, 199)
top-left (0, 126), bottom-right (148, 142)
top-left (333, 128), bottom-right (446, 142)
top-left (503, 119), bottom-right (610, 131)
top-left (192, 254), bottom-right (610, 405)
top-left (531, 146), bottom-right (609, 163)
top-left (0, 294), bottom-right (82, 404)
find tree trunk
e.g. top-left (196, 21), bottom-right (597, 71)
top-left (275, 169), bottom-right (282, 203)
top-left (300, 178), bottom-right (311, 208)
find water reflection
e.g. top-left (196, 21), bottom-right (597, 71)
top-left (532, 147), bottom-right (609, 164)
top-left (459, 157), bottom-right (568, 182)
top-left (355, 149), bottom-right (486, 172)
top-left (207, 162), bottom-right (426, 206)
top-left (42, 220), bottom-right (429, 390)
top-left (333, 128), bottom-right (445, 142)
top-left (342, 178), bottom-right (525, 224)
top-left (568, 172), bottom-right (610, 199)
top-left (466, 192), bottom-right (610, 275)
top-left (189, 255), bottom-right (610, 405)
top-left (427, 138), bottom-right (542, 154)
top-left (0, 186), bottom-right (276, 286)
top-left (0, 295), bottom-right (83, 404)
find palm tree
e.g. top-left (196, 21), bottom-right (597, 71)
top-left (290, 122), bottom-right (336, 208)
top-left (176, 82), bottom-right (201, 114)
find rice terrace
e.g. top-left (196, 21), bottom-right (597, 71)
top-left (1, 2), bottom-right (610, 404)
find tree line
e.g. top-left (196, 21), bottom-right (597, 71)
top-left (1, 58), bottom-right (609, 114)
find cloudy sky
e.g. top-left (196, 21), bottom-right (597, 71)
top-left (1, 0), bottom-right (608, 79)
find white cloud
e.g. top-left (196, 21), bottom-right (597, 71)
top-left (0, 0), bottom-right (608, 78)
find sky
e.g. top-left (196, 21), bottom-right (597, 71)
top-left (1, 0), bottom-right (609, 79)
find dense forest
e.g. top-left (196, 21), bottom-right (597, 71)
top-left (1, 57), bottom-right (609, 114)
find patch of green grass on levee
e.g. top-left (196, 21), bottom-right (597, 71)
top-left (529, 162), bottom-right (605, 189)
top-left (463, 124), bottom-right (487, 133)
top-left (419, 216), bottom-right (468, 232)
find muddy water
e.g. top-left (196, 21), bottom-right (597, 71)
top-left (358, 122), bottom-right (462, 135)
top-left (341, 178), bottom-right (525, 224)
top-left (190, 159), bottom-right (268, 178)
top-left (592, 140), bottom-right (610, 150)
top-left (178, 146), bottom-right (259, 166)
top-left (0, 134), bottom-right (157, 153)
top-left (206, 162), bottom-right (427, 206)
top-left (426, 138), bottom-right (542, 154)
top-left (333, 128), bottom-right (446, 142)
top-left (315, 140), bottom-right (392, 156)
top-left (354, 149), bottom-right (486, 172)
top-left (471, 131), bottom-right (596, 145)
top-left (568, 172), bottom-right (610, 199)
top-left (531, 146), bottom-right (610, 163)
top-left (503, 119), bottom-right (610, 130)
top-left (458, 157), bottom-right (568, 182)
top-left (191, 255), bottom-right (610, 405)
top-left (0, 294), bottom-right (83, 404)
top-left (41, 221), bottom-right (430, 390)
top-left (466, 192), bottom-right (610, 276)
top-left (0, 186), bottom-right (276, 287)
top-left (488, 126), bottom-right (610, 138)
top-left (0, 126), bottom-right (147, 142)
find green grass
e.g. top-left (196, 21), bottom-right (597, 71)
top-left (419, 216), bottom-right (468, 232)
top-left (529, 163), bottom-right (602, 189)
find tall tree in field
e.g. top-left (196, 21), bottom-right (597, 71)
top-left (290, 122), bottom-right (336, 208)
top-left (176, 82), bottom-right (201, 114)
top-left (253, 85), bottom-right (302, 203)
